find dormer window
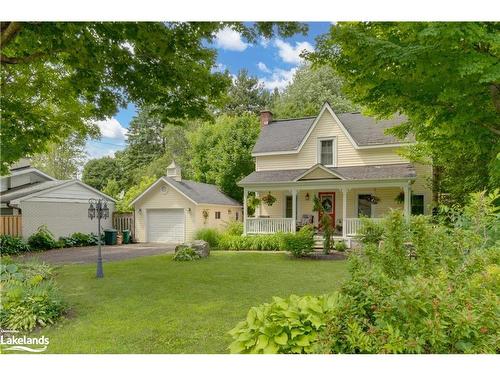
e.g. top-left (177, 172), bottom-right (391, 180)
top-left (318, 137), bottom-right (337, 167)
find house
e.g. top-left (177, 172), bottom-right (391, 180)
top-left (0, 159), bottom-right (116, 239)
top-left (238, 103), bottom-right (432, 242)
top-left (132, 162), bottom-right (242, 243)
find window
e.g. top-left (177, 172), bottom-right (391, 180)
top-left (357, 194), bottom-right (372, 218)
top-left (235, 212), bottom-right (239, 221)
top-left (318, 138), bottom-right (336, 166)
top-left (215, 211), bottom-right (221, 219)
top-left (411, 195), bottom-right (425, 215)
top-left (285, 196), bottom-right (293, 218)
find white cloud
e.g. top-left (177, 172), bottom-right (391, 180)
top-left (214, 27), bottom-right (248, 51)
top-left (259, 67), bottom-right (298, 91)
top-left (274, 39), bottom-right (314, 65)
top-left (95, 118), bottom-right (128, 140)
top-left (259, 37), bottom-right (270, 48)
top-left (257, 62), bottom-right (271, 73)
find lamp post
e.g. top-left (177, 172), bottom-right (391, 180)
top-left (88, 198), bottom-right (109, 278)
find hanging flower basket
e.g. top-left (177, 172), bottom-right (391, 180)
top-left (260, 192), bottom-right (277, 206)
top-left (395, 191), bottom-right (405, 204)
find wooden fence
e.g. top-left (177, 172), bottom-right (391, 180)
top-left (0, 215), bottom-right (22, 237)
top-left (112, 213), bottom-right (134, 241)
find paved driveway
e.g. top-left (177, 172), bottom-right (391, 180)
top-left (17, 243), bottom-right (176, 265)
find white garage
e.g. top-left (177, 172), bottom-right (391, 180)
top-left (146, 209), bottom-right (185, 243)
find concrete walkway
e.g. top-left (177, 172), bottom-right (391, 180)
top-left (16, 242), bottom-right (176, 265)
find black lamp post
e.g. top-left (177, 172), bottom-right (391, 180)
top-left (88, 198), bottom-right (109, 278)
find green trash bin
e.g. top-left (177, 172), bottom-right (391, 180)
top-left (104, 229), bottom-right (117, 245)
top-left (122, 230), bottom-right (131, 244)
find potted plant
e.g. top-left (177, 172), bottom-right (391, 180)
top-left (260, 191), bottom-right (277, 206)
top-left (246, 194), bottom-right (260, 217)
top-left (395, 191), bottom-right (405, 204)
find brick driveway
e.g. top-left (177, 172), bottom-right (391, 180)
top-left (16, 242), bottom-right (176, 265)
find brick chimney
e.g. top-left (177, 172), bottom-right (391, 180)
top-left (260, 110), bottom-right (273, 128)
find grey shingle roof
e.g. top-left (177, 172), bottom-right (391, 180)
top-left (164, 177), bottom-right (241, 206)
top-left (238, 164), bottom-right (416, 185)
top-left (252, 117), bottom-right (316, 153)
top-left (1, 180), bottom-right (69, 203)
top-left (252, 111), bottom-right (413, 154)
top-left (336, 112), bottom-right (414, 146)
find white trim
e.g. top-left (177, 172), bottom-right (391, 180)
top-left (317, 136), bottom-right (337, 167)
top-left (251, 102), bottom-right (415, 156)
top-left (10, 180), bottom-right (116, 205)
top-left (293, 164), bottom-right (345, 181)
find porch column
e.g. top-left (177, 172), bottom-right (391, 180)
top-left (403, 183), bottom-right (411, 222)
top-left (243, 188), bottom-right (248, 235)
top-left (255, 191), bottom-right (261, 218)
top-left (342, 188), bottom-right (348, 239)
top-left (292, 188), bottom-right (297, 233)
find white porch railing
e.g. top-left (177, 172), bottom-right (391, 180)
top-left (246, 218), bottom-right (295, 234)
top-left (344, 218), bottom-right (383, 236)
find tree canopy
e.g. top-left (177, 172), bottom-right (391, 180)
top-left (271, 64), bottom-right (357, 118)
top-left (309, 22), bottom-right (500, 203)
top-left (82, 156), bottom-right (124, 192)
top-left (0, 21), bottom-right (307, 173)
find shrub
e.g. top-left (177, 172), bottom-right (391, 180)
top-left (217, 233), bottom-right (283, 251)
top-left (224, 220), bottom-right (244, 236)
top-left (320, 214), bottom-right (334, 254)
top-left (195, 228), bottom-right (221, 248)
top-left (228, 294), bottom-right (346, 354)
top-left (282, 226), bottom-right (315, 257)
top-left (334, 241), bottom-right (347, 252)
top-left (356, 217), bottom-right (385, 244)
top-left (0, 260), bottom-right (66, 332)
top-left (0, 235), bottom-right (30, 256)
top-left (173, 247), bottom-right (201, 262)
top-left (27, 226), bottom-right (57, 251)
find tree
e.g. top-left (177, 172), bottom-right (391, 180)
top-left (82, 156), bottom-right (123, 192)
top-left (309, 22), bottom-right (500, 204)
top-left (271, 64), bottom-right (357, 118)
top-left (31, 135), bottom-right (87, 179)
top-left (222, 69), bottom-right (272, 115)
top-left (0, 21), bottom-right (307, 173)
top-left (186, 115), bottom-right (260, 201)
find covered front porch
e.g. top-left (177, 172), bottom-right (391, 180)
top-left (242, 182), bottom-right (413, 239)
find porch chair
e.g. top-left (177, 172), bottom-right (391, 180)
top-left (296, 214), bottom-right (314, 230)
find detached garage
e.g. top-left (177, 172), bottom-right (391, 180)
top-left (132, 162), bottom-right (242, 244)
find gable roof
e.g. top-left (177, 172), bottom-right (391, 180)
top-left (2, 180), bottom-right (116, 205)
top-left (131, 177), bottom-right (242, 207)
top-left (238, 163), bottom-right (416, 186)
top-left (252, 103), bottom-right (414, 155)
top-left (294, 164), bottom-right (345, 181)
top-left (0, 167), bottom-right (57, 182)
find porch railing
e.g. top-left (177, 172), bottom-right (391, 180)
top-left (344, 218), bottom-right (383, 236)
top-left (246, 218), bottom-right (295, 234)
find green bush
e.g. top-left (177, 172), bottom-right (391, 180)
top-left (217, 233), bottom-right (283, 251)
top-left (27, 226), bottom-right (57, 251)
top-left (334, 241), bottom-right (347, 252)
top-left (228, 294), bottom-right (346, 353)
top-left (357, 217), bottom-right (385, 244)
top-left (0, 259), bottom-right (66, 332)
top-left (194, 228), bottom-right (221, 248)
top-left (282, 226), bottom-right (315, 257)
top-left (0, 235), bottom-right (31, 255)
top-left (224, 220), bottom-right (244, 236)
top-left (173, 247), bottom-right (201, 261)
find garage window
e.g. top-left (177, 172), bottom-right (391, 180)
top-left (215, 211), bottom-right (221, 219)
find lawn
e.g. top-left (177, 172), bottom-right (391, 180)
top-left (39, 251), bottom-right (349, 353)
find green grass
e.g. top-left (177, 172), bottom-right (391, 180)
top-left (39, 252), bottom-right (348, 353)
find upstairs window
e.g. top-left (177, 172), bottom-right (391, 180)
top-left (318, 138), bottom-right (336, 166)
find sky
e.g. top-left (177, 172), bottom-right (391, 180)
top-left (85, 22), bottom-right (331, 160)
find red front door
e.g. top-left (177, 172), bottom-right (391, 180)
top-left (318, 192), bottom-right (335, 227)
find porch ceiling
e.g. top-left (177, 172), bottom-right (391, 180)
top-left (238, 163), bottom-right (416, 187)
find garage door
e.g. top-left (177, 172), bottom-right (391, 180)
top-left (147, 209), bottom-right (185, 243)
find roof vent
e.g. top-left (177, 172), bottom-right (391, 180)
top-left (166, 161), bottom-right (182, 181)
